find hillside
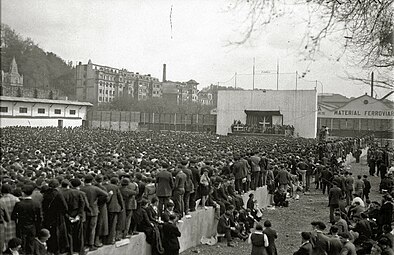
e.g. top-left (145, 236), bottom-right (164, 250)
top-left (0, 24), bottom-right (76, 98)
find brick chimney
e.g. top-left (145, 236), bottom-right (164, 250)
top-left (163, 64), bottom-right (166, 82)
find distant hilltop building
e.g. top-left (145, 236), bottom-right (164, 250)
top-left (1, 57), bottom-right (23, 86)
top-left (0, 57), bottom-right (62, 99)
top-left (76, 60), bottom-right (162, 105)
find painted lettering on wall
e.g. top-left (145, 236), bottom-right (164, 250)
top-left (333, 110), bottom-right (394, 116)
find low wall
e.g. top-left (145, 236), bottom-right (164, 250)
top-left (90, 186), bottom-right (268, 255)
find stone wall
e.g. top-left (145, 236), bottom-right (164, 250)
top-left (0, 85), bottom-right (63, 99)
top-left (89, 186), bottom-right (268, 255)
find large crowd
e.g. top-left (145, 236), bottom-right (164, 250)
top-left (0, 127), bottom-right (392, 255)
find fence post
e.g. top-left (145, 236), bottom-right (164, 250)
top-left (109, 111), bottom-right (112, 130)
top-left (129, 111), bottom-right (131, 132)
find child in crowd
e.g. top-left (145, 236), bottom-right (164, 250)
top-left (3, 238), bottom-right (22, 255)
top-left (32, 229), bottom-right (50, 255)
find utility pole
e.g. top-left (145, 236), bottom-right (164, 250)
top-left (371, 71), bottom-right (374, 97)
top-left (252, 57), bottom-right (255, 90)
top-left (276, 59), bottom-right (279, 90)
top-left (235, 72), bottom-right (237, 89)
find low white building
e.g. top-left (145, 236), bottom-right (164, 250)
top-left (0, 96), bottom-right (92, 128)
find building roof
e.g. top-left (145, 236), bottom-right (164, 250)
top-left (244, 110), bottom-right (282, 116)
top-left (0, 96), bottom-right (93, 106)
top-left (186, 79), bottom-right (199, 85)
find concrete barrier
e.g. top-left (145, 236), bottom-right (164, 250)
top-left (89, 187), bottom-right (268, 255)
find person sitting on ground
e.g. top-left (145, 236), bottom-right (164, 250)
top-left (339, 232), bottom-right (357, 255)
top-left (217, 209), bottom-right (235, 247)
top-left (293, 232), bottom-right (312, 255)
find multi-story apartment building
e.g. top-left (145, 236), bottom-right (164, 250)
top-left (76, 60), bottom-right (161, 104)
top-left (161, 79), bottom-right (199, 105)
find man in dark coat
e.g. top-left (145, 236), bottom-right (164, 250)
top-left (41, 179), bottom-right (69, 255)
top-left (232, 156), bottom-right (247, 194)
top-left (181, 161), bottom-right (194, 215)
top-left (80, 174), bottom-right (108, 251)
top-left (162, 214), bottom-right (181, 255)
top-left (320, 166), bottom-right (333, 195)
top-left (363, 175), bottom-right (371, 200)
top-left (217, 210), bottom-right (234, 247)
top-left (189, 159), bottom-right (200, 212)
top-left (119, 177), bottom-right (138, 238)
top-left (263, 220), bottom-right (278, 255)
top-left (103, 177), bottom-right (124, 244)
top-left (293, 232), bottom-right (313, 255)
top-left (11, 184), bottom-right (42, 255)
top-left (379, 195), bottom-right (394, 230)
top-left (310, 221), bottom-right (330, 255)
top-left (173, 169), bottom-right (186, 217)
top-left (61, 179), bottom-right (89, 255)
top-left (155, 163), bottom-right (173, 217)
top-left (328, 183), bottom-right (342, 224)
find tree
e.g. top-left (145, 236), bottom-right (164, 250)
top-left (48, 90), bottom-right (53, 99)
top-left (16, 87), bottom-right (22, 97)
top-left (33, 88), bottom-right (38, 98)
top-left (228, 0), bottom-right (393, 89)
top-left (1, 24), bottom-right (77, 96)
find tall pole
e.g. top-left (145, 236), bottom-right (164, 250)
top-left (295, 71), bottom-right (298, 91)
top-left (252, 57), bottom-right (255, 90)
top-left (371, 71), bottom-right (374, 97)
top-left (235, 72), bottom-right (237, 89)
top-left (276, 59), bottom-right (279, 90)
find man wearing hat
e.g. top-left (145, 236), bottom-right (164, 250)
top-left (80, 174), bottom-right (109, 251)
top-left (61, 178), bottom-right (89, 255)
top-left (293, 232), bottom-right (312, 255)
top-left (329, 183), bottom-right (343, 224)
top-left (156, 163), bottom-right (173, 218)
top-left (310, 221), bottom-right (330, 254)
top-left (119, 177), bottom-right (138, 238)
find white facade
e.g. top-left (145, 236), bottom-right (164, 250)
top-left (0, 96), bottom-right (92, 128)
top-left (216, 90), bottom-right (317, 138)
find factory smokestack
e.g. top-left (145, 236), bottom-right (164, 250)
top-left (163, 64), bottom-right (166, 82)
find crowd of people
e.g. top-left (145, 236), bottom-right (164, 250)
top-left (0, 126), bottom-right (391, 255)
top-left (230, 120), bottom-right (295, 136)
top-left (289, 142), bottom-right (394, 255)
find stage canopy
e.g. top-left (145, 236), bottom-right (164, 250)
top-left (244, 110), bottom-right (283, 128)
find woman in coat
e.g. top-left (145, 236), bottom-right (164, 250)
top-left (249, 224), bottom-right (269, 255)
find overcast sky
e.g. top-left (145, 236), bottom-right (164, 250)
top-left (2, 0), bottom-right (390, 98)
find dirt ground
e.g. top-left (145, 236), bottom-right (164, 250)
top-left (182, 155), bottom-right (382, 255)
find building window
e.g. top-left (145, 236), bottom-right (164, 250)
top-left (106, 90), bottom-right (108, 94)
top-left (37, 108), bottom-right (45, 114)
top-left (99, 89), bottom-right (102, 93)
top-left (0, 107), bottom-right (8, 113)
top-left (99, 97), bottom-right (102, 101)
top-left (69, 110), bottom-right (76, 115)
top-left (54, 109), bottom-right (61, 114)
top-left (19, 107), bottom-right (28, 113)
